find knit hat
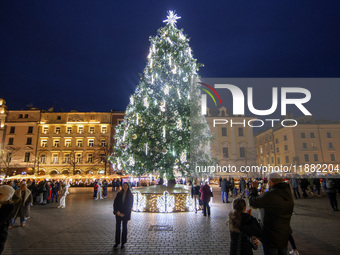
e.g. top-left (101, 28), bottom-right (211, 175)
top-left (0, 185), bottom-right (15, 202)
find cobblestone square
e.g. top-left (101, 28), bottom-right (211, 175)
top-left (3, 186), bottom-right (340, 255)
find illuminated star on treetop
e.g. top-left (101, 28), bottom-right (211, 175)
top-left (163, 10), bottom-right (181, 26)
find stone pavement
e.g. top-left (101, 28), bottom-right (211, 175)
top-left (3, 186), bottom-right (340, 255)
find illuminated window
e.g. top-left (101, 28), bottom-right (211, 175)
top-left (64, 154), bottom-right (70, 163)
top-left (52, 154), bottom-right (58, 164)
top-left (100, 154), bottom-right (106, 163)
top-left (88, 154), bottom-right (93, 163)
top-left (65, 140), bottom-right (71, 147)
top-left (43, 126), bottom-right (48, 134)
top-left (40, 154), bottom-right (46, 164)
top-left (76, 154), bottom-right (82, 163)
top-left (90, 127), bottom-right (95, 134)
top-left (41, 140), bottom-right (47, 147)
top-left (78, 126), bottom-right (84, 134)
top-left (77, 140), bottom-right (83, 147)
top-left (54, 140), bottom-right (60, 147)
top-left (67, 127), bottom-right (72, 134)
top-left (101, 139), bottom-right (106, 147)
top-left (102, 126), bottom-right (107, 133)
top-left (88, 139), bottom-right (94, 147)
top-left (55, 127), bottom-right (61, 134)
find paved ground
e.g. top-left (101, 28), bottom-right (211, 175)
top-left (3, 186), bottom-right (340, 255)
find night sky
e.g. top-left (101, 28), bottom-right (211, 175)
top-left (1, 1), bottom-right (340, 117)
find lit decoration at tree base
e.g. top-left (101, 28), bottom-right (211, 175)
top-left (132, 184), bottom-right (194, 213)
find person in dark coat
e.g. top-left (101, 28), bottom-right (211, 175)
top-left (249, 173), bottom-right (294, 255)
top-left (199, 182), bottom-right (212, 216)
top-left (51, 180), bottom-right (60, 203)
top-left (11, 182), bottom-right (33, 227)
top-left (300, 177), bottom-right (309, 198)
top-left (228, 198), bottom-right (262, 255)
top-left (325, 177), bottom-right (338, 211)
top-left (113, 182), bottom-right (133, 249)
top-left (102, 179), bottom-right (108, 198)
top-left (221, 178), bottom-right (230, 203)
top-left (0, 185), bottom-right (15, 254)
top-left (290, 175), bottom-right (300, 199)
top-left (239, 178), bottom-right (246, 198)
top-left (313, 178), bottom-right (321, 197)
top-left (191, 181), bottom-right (201, 213)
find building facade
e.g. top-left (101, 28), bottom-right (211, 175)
top-left (255, 117), bottom-right (340, 175)
top-left (205, 107), bottom-right (257, 177)
top-left (0, 107), bottom-right (41, 176)
top-left (37, 111), bottom-right (112, 176)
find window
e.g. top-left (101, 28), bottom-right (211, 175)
top-left (101, 139), bottom-right (107, 147)
top-left (54, 140), bottom-right (60, 147)
top-left (55, 127), bottom-right (61, 134)
top-left (89, 127), bottom-right (95, 134)
top-left (24, 114), bottom-right (28, 118)
top-left (65, 140), bottom-right (71, 147)
top-left (329, 142), bottom-right (334, 149)
top-left (26, 137), bottom-right (32, 145)
top-left (28, 126), bottom-right (33, 133)
top-left (314, 154), bottom-right (319, 161)
top-left (67, 127), bottom-right (72, 134)
top-left (238, 128), bottom-right (244, 137)
top-left (40, 154), bottom-right (46, 164)
top-left (284, 135), bottom-right (287, 141)
top-left (311, 142), bottom-right (316, 148)
top-left (7, 153), bottom-right (12, 162)
top-left (301, 132), bottom-right (306, 138)
top-left (284, 145), bottom-right (288, 151)
top-left (330, 154), bottom-right (335, 161)
top-left (302, 143), bottom-right (307, 149)
top-left (77, 140), bottom-right (83, 147)
top-left (310, 132), bottom-right (315, 138)
top-left (43, 126), bottom-right (48, 134)
top-left (275, 138), bottom-right (278, 144)
top-left (24, 152), bottom-right (30, 162)
top-left (76, 154), bottom-right (82, 163)
top-left (19, 114), bottom-right (23, 118)
top-left (100, 154), bottom-right (106, 163)
top-left (277, 157), bottom-right (281, 164)
top-left (304, 154), bottom-right (309, 162)
top-left (221, 127), bottom-right (227, 136)
top-left (41, 140), bottom-right (47, 147)
top-left (88, 139), bottom-right (94, 147)
top-left (264, 137), bottom-right (267, 142)
top-left (327, 132), bottom-right (332, 138)
top-left (88, 154), bottom-right (93, 163)
top-left (78, 126), bottom-right (84, 134)
top-left (260, 147), bottom-right (263, 154)
top-left (270, 144), bottom-right (273, 150)
top-left (240, 147), bottom-right (246, 158)
top-left (64, 154), bottom-right (70, 163)
top-left (285, 156), bottom-right (289, 163)
top-left (57, 116), bottom-right (61, 120)
top-left (222, 147), bottom-right (229, 158)
top-left (276, 147), bottom-right (279, 153)
top-left (9, 127), bottom-right (15, 134)
top-left (52, 154), bottom-right (58, 164)
top-left (271, 157), bottom-right (274, 163)
top-left (101, 126), bottom-right (107, 133)
top-left (8, 138), bottom-right (14, 145)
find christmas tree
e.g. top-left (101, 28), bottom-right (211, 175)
top-left (113, 11), bottom-right (212, 180)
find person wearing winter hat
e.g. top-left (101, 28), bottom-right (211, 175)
top-left (0, 185), bottom-right (15, 254)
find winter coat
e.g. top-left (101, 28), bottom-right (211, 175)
top-left (12, 189), bottom-right (33, 219)
top-left (229, 213), bottom-right (262, 255)
top-left (325, 179), bottom-right (337, 193)
top-left (199, 184), bottom-right (212, 203)
top-left (290, 178), bottom-right (299, 189)
top-left (113, 190), bottom-right (133, 221)
top-left (248, 182), bottom-right (294, 249)
top-left (239, 179), bottom-right (246, 191)
top-left (221, 179), bottom-right (230, 192)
